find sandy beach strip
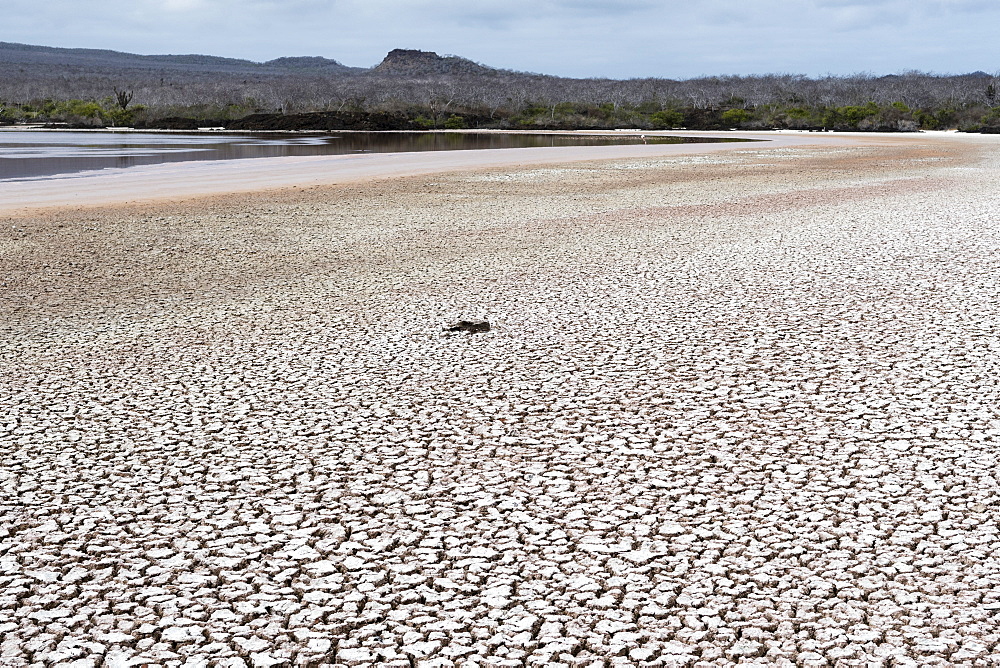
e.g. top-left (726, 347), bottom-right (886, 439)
top-left (0, 130), bottom-right (862, 214)
top-left (2, 132), bottom-right (1000, 666)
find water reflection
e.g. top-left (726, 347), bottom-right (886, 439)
top-left (0, 131), bottom-right (741, 181)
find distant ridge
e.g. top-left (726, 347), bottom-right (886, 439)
top-left (263, 56), bottom-right (356, 72)
top-left (0, 41), bottom-right (362, 75)
top-left (0, 42), bottom-right (509, 78)
top-left (372, 49), bottom-right (500, 77)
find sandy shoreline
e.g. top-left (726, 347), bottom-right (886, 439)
top-left (0, 130), bottom-right (865, 215)
top-left (3, 132), bottom-right (1000, 666)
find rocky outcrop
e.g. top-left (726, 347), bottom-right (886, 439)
top-left (372, 48), bottom-right (499, 77)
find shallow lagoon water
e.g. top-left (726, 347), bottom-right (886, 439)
top-left (0, 130), bottom-right (739, 182)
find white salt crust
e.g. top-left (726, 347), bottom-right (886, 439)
top-left (2, 132), bottom-right (1000, 667)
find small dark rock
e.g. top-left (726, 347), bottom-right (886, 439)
top-left (446, 320), bottom-right (491, 334)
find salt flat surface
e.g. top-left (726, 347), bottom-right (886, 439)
top-left (2, 132), bottom-right (999, 666)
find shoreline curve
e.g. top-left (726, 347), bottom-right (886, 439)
top-left (0, 130), bottom-right (870, 215)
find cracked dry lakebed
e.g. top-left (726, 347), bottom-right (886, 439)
top-left (2, 131), bottom-right (1000, 667)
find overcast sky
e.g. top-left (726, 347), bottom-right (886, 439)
top-left (4, 0), bottom-right (998, 79)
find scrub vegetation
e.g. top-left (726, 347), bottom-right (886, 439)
top-left (2, 43), bottom-right (999, 132)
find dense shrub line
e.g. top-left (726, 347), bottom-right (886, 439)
top-left (2, 70), bottom-right (999, 132)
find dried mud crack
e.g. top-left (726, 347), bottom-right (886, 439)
top-left (2, 136), bottom-right (1000, 667)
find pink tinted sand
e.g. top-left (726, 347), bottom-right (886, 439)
top-left (0, 131), bottom-right (860, 214)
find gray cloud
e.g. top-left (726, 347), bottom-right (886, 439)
top-left (3, 0), bottom-right (998, 77)
top-left (551, 0), bottom-right (657, 16)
